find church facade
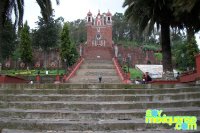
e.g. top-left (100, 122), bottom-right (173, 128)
top-left (86, 10), bottom-right (113, 47)
top-left (81, 10), bottom-right (114, 60)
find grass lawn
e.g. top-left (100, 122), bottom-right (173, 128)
top-left (1, 69), bottom-right (66, 76)
top-left (125, 68), bottom-right (143, 79)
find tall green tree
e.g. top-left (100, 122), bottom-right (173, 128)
top-left (0, 19), bottom-right (17, 61)
top-left (0, 0), bottom-right (59, 62)
top-left (185, 37), bottom-right (199, 69)
top-left (32, 16), bottom-right (63, 68)
top-left (69, 19), bottom-right (87, 44)
top-left (123, 0), bottom-right (176, 75)
top-left (19, 21), bottom-right (33, 66)
top-left (173, 0), bottom-right (200, 41)
top-left (60, 23), bottom-right (78, 69)
top-left (32, 16), bottom-right (63, 49)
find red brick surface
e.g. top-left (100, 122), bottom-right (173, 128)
top-left (0, 75), bottom-right (28, 83)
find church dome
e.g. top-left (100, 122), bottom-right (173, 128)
top-left (106, 10), bottom-right (112, 16)
top-left (87, 10), bottom-right (92, 16)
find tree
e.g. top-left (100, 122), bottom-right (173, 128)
top-left (185, 37), bottom-right (199, 69)
top-left (172, 0), bottom-right (200, 70)
top-left (123, 0), bottom-right (177, 79)
top-left (19, 21), bottom-right (33, 66)
top-left (0, 0), bottom-right (60, 30)
top-left (32, 16), bottom-right (63, 49)
top-left (68, 43), bottom-right (78, 66)
top-left (69, 19), bottom-right (87, 44)
top-left (112, 13), bottom-right (126, 42)
top-left (173, 0), bottom-right (200, 41)
top-left (0, 19), bottom-right (17, 61)
top-left (32, 15), bottom-right (63, 68)
top-left (60, 23), bottom-right (78, 69)
top-left (0, 0), bottom-right (59, 61)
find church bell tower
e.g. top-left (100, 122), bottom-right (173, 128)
top-left (86, 10), bottom-right (113, 47)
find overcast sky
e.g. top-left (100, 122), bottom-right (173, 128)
top-left (24, 0), bottom-right (200, 47)
top-left (24, 0), bottom-right (125, 28)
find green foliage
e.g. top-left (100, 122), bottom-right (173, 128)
top-left (12, 47), bottom-right (21, 61)
top-left (0, 0), bottom-right (59, 31)
top-left (2, 69), bottom-right (65, 76)
top-left (0, 19), bottom-right (17, 61)
top-left (69, 19), bottom-right (86, 44)
top-left (112, 12), bottom-right (143, 43)
top-left (60, 23), bottom-right (78, 67)
top-left (185, 37), bottom-right (199, 69)
top-left (19, 21), bottom-right (33, 65)
top-left (68, 44), bottom-right (79, 66)
top-left (142, 45), bottom-right (160, 51)
top-left (124, 67), bottom-right (143, 79)
top-left (172, 37), bottom-right (199, 70)
top-left (117, 40), bottom-right (140, 47)
top-left (154, 53), bottom-right (162, 62)
top-left (122, 0), bottom-right (178, 72)
top-left (32, 16), bottom-right (63, 50)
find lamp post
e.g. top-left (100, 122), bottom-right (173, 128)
top-left (64, 58), bottom-right (67, 74)
top-left (181, 53), bottom-right (185, 70)
top-left (127, 54), bottom-right (131, 73)
top-left (18, 58), bottom-right (21, 70)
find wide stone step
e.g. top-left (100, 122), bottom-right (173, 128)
top-left (76, 69), bottom-right (118, 76)
top-left (0, 87), bottom-right (200, 95)
top-left (0, 117), bottom-right (172, 131)
top-left (81, 65), bottom-right (115, 69)
top-left (2, 129), bottom-right (200, 133)
top-left (81, 63), bottom-right (114, 66)
top-left (0, 107), bottom-right (200, 120)
top-left (69, 76), bottom-right (121, 83)
top-left (84, 60), bottom-right (113, 64)
top-left (1, 92), bottom-right (200, 102)
top-left (0, 84), bottom-right (145, 90)
top-left (1, 99), bottom-right (200, 110)
top-left (0, 83), bottom-right (198, 90)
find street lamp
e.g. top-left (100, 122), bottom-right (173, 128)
top-left (127, 54), bottom-right (131, 73)
top-left (18, 58), bottom-right (21, 69)
top-left (64, 58), bottom-right (67, 73)
top-left (181, 53), bottom-right (185, 70)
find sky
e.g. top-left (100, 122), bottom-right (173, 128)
top-left (24, 0), bottom-right (125, 28)
top-left (23, 0), bottom-right (200, 48)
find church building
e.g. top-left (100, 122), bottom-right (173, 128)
top-left (82, 10), bottom-right (113, 60)
top-left (86, 10), bottom-right (113, 47)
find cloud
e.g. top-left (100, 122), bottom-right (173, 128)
top-left (24, 0), bottom-right (125, 28)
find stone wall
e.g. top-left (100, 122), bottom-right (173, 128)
top-left (117, 46), bottom-right (161, 67)
top-left (2, 46), bottom-right (160, 69)
top-left (2, 49), bottom-right (62, 69)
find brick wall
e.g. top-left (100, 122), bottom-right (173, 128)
top-left (117, 46), bottom-right (160, 67)
top-left (83, 46), bottom-right (112, 60)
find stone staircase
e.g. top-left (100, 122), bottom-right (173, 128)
top-left (69, 59), bottom-right (121, 83)
top-left (0, 84), bottom-right (200, 133)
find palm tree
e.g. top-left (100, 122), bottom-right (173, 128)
top-left (123, 0), bottom-right (175, 78)
top-left (173, 0), bottom-right (200, 41)
top-left (0, 0), bottom-right (59, 30)
top-left (0, 0), bottom-right (59, 61)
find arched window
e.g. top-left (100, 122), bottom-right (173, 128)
top-left (88, 17), bottom-right (91, 22)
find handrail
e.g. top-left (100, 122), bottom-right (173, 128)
top-left (113, 57), bottom-right (129, 83)
top-left (65, 57), bottom-right (84, 82)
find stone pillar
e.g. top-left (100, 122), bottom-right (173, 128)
top-left (79, 45), bottom-right (82, 57)
top-left (114, 45), bottom-right (118, 57)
